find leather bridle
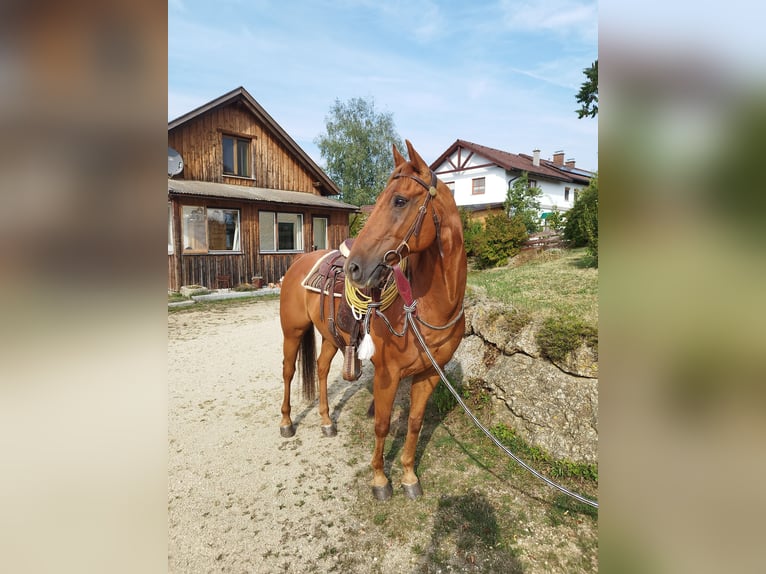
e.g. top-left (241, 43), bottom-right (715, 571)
top-left (382, 170), bottom-right (444, 266)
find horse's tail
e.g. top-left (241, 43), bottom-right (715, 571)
top-left (298, 327), bottom-right (317, 402)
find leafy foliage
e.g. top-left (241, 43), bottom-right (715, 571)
top-left (546, 206), bottom-right (566, 231)
top-left (563, 173), bottom-right (598, 265)
top-left (315, 97), bottom-right (404, 206)
top-left (459, 208), bottom-right (484, 257)
top-left (504, 171), bottom-right (542, 234)
top-left (537, 314), bottom-right (598, 363)
top-left (575, 60), bottom-right (598, 119)
top-left (473, 214), bottom-right (528, 269)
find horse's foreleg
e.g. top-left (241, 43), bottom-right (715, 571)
top-left (279, 334), bottom-right (301, 437)
top-left (400, 370), bottom-right (440, 499)
top-left (317, 337), bottom-right (338, 436)
top-left (370, 369), bottom-right (398, 500)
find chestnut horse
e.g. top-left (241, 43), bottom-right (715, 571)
top-left (279, 140), bottom-right (466, 500)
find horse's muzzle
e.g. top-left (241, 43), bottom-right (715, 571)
top-left (345, 258), bottom-right (389, 290)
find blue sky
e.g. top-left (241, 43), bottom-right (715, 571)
top-left (169, 0), bottom-right (598, 172)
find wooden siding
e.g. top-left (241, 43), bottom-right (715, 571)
top-left (168, 196), bottom-right (351, 291)
top-left (168, 102), bottom-right (321, 195)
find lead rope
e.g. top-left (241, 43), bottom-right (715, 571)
top-left (404, 306), bottom-right (599, 509)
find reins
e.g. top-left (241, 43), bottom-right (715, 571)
top-left (377, 168), bottom-right (600, 510)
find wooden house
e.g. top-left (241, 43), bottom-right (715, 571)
top-left (168, 87), bottom-right (357, 291)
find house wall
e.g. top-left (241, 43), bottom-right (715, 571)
top-left (168, 102), bottom-right (321, 195)
top-left (168, 195), bottom-right (350, 291)
top-left (435, 151), bottom-right (582, 215)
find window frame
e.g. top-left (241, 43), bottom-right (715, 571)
top-left (168, 203), bottom-right (174, 254)
top-left (222, 134), bottom-right (252, 178)
top-left (312, 216), bottom-right (328, 251)
top-left (180, 205), bottom-right (242, 254)
top-left (207, 208), bottom-right (241, 253)
top-left (259, 210), bottom-right (304, 253)
top-left (471, 177), bottom-right (485, 195)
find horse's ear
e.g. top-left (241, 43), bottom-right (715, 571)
top-left (392, 144), bottom-right (406, 167)
top-left (405, 139), bottom-right (428, 172)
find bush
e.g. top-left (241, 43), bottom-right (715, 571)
top-left (537, 314), bottom-right (598, 362)
top-left (459, 208), bottom-right (484, 257)
top-left (563, 174), bottom-right (598, 266)
top-left (473, 213), bottom-right (528, 269)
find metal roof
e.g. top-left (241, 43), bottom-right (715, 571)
top-left (168, 179), bottom-right (359, 212)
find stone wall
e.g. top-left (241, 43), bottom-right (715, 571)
top-left (445, 292), bottom-right (598, 464)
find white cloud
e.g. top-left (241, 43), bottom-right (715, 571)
top-left (500, 0), bottom-right (597, 42)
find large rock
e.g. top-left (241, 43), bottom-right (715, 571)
top-left (446, 296), bottom-right (598, 464)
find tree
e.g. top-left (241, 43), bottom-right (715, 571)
top-left (576, 60), bottom-right (598, 119)
top-left (504, 171), bottom-right (542, 234)
top-left (315, 97), bottom-right (404, 207)
top-left (563, 173), bottom-right (598, 265)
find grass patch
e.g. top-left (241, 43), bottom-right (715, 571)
top-left (537, 314), bottom-right (598, 362)
top-left (168, 291), bottom-right (187, 303)
top-left (467, 247), bottom-right (597, 324)
top-left (491, 423), bottom-right (598, 484)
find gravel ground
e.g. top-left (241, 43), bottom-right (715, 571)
top-left (168, 298), bottom-right (417, 573)
top-left (168, 297), bottom-right (598, 573)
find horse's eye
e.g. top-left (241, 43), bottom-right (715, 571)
top-left (393, 196), bottom-right (409, 208)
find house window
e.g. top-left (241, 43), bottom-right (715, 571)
top-left (259, 211), bottom-right (304, 252)
top-left (471, 177), bottom-right (485, 195)
top-left (222, 135), bottom-right (251, 177)
top-left (564, 187), bottom-right (570, 202)
top-left (313, 217), bottom-right (328, 250)
top-left (181, 205), bottom-right (241, 253)
top-left (445, 181), bottom-right (455, 194)
top-left (528, 179), bottom-right (538, 189)
top-left (168, 203), bottom-right (173, 254)
top-left (207, 208), bottom-right (240, 252)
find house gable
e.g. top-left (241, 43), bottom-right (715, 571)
top-left (168, 87), bottom-right (340, 196)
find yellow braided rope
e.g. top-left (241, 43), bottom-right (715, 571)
top-left (344, 258), bottom-right (407, 315)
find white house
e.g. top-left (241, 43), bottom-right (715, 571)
top-left (429, 139), bottom-right (594, 225)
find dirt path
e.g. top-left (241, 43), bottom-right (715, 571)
top-left (168, 299), bottom-right (414, 573)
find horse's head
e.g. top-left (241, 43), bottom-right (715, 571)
top-left (345, 139), bottom-right (461, 290)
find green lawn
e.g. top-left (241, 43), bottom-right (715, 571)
top-left (467, 247), bottom-right (598, 325)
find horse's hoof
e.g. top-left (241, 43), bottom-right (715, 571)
top-left (321, 424), bottom-right (337, 437)
top-left (372, 483), bottom-right (393, 501)
top-left (402, 481), bottom-right (423, 499)
top-left (279, 424), bottom-right (295, 438)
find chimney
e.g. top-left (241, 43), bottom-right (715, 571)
top-left (532, 149), bottom-right (540, 167)
top-left (552, 150), bottom-right (565, 165)
top-left (565, 158), bottom-right (576, 168)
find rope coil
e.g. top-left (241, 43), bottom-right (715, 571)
top-left (344, 259), bottom-right (407, 315)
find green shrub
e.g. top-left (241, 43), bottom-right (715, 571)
top-left (537, 314), bottom-right (598, 362)
top-left (563, 174), bottom-right (598, 267)
top-left (459, 208), bottom-right (484, 257)
top-left (473, 213), bottom-right (528, 269)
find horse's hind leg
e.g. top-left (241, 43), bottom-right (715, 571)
top-left (400, 370), bottom-right (440, 499)
top-left (279, 332), bottom-right (301, 437)
top-left (317, 337), bottom-right (339, 436)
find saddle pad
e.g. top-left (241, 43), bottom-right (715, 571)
top-left (301, 250), bottom-right (345, 297)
